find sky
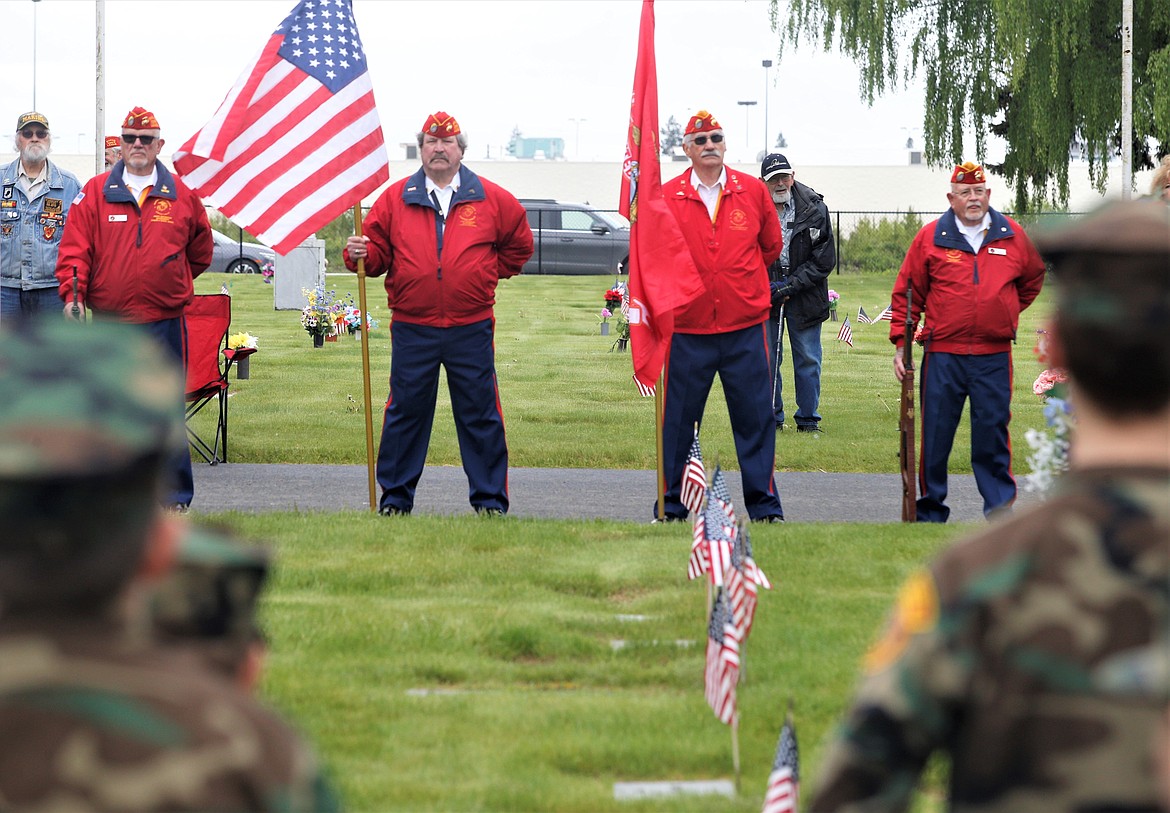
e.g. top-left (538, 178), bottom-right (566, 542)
top-left (0, 0), bottom-right (933, 166)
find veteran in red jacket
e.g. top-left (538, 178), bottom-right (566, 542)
top-left (656, 110), bottom-right (785, 523)
top-left (55, 106), bottom-right (213, 511)
top-left (891, 161), bottom-right (1046, 523)
top-left (345, 112), bottom-right (533, 517)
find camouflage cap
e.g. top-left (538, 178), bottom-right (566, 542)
top-left (151, 525), bottom-right (270, 677)
top-left (0, 320), bottom-right (184, 479)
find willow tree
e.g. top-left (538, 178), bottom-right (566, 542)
top-left (770, 0), bottom-right (1170, 210)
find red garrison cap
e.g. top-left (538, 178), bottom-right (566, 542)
top-left (122, 107), bottom-right (160, 130)
top-left (685, 110), bottom-right (721, 136)
top-left (951, 161), bottom-right (986, 184)
top-left (104, 136), bottom-right (121, 149)
top-left (421, 111), bottom-right (460, 137)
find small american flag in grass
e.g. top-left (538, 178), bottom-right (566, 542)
top-left (877, 304), bottom-right (894, 321)
top-left (857, 305), bottom-right (874, 324)
top-left (704, 587), bottom-right (740, 725)
top-left (762, 706), bottom-right (800, 813)
top-left (837, 317), bottom-right (853, 348)
top-left (680, 432), bottom-right (706, 515)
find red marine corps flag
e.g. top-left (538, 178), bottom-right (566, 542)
top-left (619, 0), bottom-right (704, 396)
top-left (174, 0), bottom-right (389, 255)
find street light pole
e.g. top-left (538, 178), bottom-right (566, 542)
top-left (569, 117), bottom-right (587, 160)
top-left (32, 0), bottom-right (42, 108)
top-left (737, 100), bottom-right (757, 159)
top-left (762, 59), bottom-right (773, 151)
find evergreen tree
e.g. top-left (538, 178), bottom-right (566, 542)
top-left (770, 0), bottom-right (1170, 210)
top-left (660, 116), bottom-right (684, 155)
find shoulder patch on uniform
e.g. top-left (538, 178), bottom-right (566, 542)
top-left (71, 191), bottom-right (85, 206)
top-left (863, 568), bottom-right (939, 674)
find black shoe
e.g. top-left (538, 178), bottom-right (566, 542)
top-left (378, 505), bottom-right (411, 516)
top-left (754, 515), bottom-right (785, 523)
top-left (650, 514), bottom-right (685, 524)
top-left (775, 421), bottom-right (786, 431)
top-left (796, 424), bottom-right (823, 434)
top-left (476, 507), bottom-right (505, 517)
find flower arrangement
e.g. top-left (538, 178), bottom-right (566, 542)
top-left (599, 307), bottom-right (612, 324)
top-left (300, 285), bottom-right (343, 337)
top-left (1023, 329), bottom-right (1073, 494)
top-left (604, 285), bottom-right (624, 312)
top-left (260, 261), bottom-right (274, 284)
top-left (828, 289), bottom-right (840, 311)
top-left (227, 331), bottom-right (258, 350)
top-left (342, 304), bottom-right (379, 336)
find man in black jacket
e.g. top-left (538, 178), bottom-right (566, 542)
top-left (762, 153), bottom-right (837, 433)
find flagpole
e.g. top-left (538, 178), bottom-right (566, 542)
top-left (656, 374), bottom-right (665, 521)
top-left (353, 203), bottom-right (378, 512)
top-left (731, 711), bottom-right (742, 794)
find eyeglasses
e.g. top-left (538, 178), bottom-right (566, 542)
top-left (121, 134), bottom-right (157, 145)
top-left (19, 128), bottom-right (49, 139)
top-left (691, 134), bottom-right (724, 146)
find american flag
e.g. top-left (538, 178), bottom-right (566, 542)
top-left (877, 304), bottom-right (894, 321)
top-left (703, 491), bottom-right (736, 588)
top-left (688, 507), bottom-right (709, 581)
top-left (704, 588), bottom-right (740, 725)
top-left (220, 282), bottom-right (230, 295)
top-left (710, 465), bottom-right (737, 526)
top-left (739, 521), bottom-right (772, 591)
top-left (837, 317), bottom-right (853, 348)
top-left (762, 708), bottom-right (800, 813)
top-left (733, 522), bottom-right (771, 638)
top-left (857, 305), bottom-right (873, 324)
top-left (680, 432), bottom-right (707, 515)
top-left (173, 0), bottom-right (389, 255)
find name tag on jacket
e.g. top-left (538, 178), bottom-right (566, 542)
top-left (108, 214), bottom-right (128, 222)
top-left (987, 246), bottom-right (1007, 255)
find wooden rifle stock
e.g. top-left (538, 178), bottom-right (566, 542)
top-left (899, 287), bottom-right (916, 522)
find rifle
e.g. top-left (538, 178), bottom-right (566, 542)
top-left (899, 287), bottom-right (916, 522)
top-left (70, 266), bottom-right (83, 322)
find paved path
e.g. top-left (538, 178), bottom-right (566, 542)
top-left (192, 464), bottom-right (1037, 522)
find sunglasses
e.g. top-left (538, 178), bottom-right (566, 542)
top-left (19, 128), bottom-right (49, 139)
top-left (692, 134), bottom-right (724, 146)
top-left (122, 134), bottom-right (157, 145)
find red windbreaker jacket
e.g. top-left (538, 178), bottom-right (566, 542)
top-left (346, 166), bottom-right (533, 327)
top-left (890, 208), bottom-right (1046, 354)
top-left (664, 167), bottom-right (782, 334)
top-left (55, 162), bottom-right (212, 323)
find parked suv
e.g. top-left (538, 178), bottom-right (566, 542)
top-left (520, 199), bottom-right (629, 275)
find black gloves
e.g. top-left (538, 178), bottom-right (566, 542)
top-left (770, 281), bottom-right (797, 303)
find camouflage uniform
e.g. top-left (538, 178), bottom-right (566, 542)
top-left (811, 467), bottom-right (1170, 812)
top-left (0, 320), bottom-right (340, 812)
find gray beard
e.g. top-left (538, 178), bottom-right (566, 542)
top-left (21, 143), bottom-right (48, 164)
top-left (771, 188), bottom-right (791, 205)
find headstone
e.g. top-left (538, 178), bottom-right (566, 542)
top-left (273, 236), bottom-right (326, 310)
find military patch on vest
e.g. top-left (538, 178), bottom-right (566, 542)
top-left (42, 225), bottom-right (56, 240)
top-left (0, 200), bottom-right (15, 209)
top-left (43, 198), bottom-right (63, 215)
top-left (864, 568), bottom-right (939, 674)
top-left (456, 205), bottom-right (477, 228)
top-left (2, 185), bottom-right (12, 201)
top-left (1, 225), bottom-right (11, 237)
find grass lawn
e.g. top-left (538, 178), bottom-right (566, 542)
top-left (212, 511), bottom-right (970, 812)
top-left (196, 269), bottom-right (1054, 473)
top-left (189, 267), bottom-right (1052, 810)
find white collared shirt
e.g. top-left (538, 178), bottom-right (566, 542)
top-left (123, 166), bottom-right (159, 203)
top-left (690, 167), bottom-right (727, 221)
top-left (18, 162), bottom-right (48, 198)
top-left (425, 173), bottom-right (461, 218)
top-left (957, 212), bottom-right (991, 253)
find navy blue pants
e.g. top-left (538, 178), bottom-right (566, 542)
top-left (657, 323), bottom-right (783, 521)
top-left (142, 316), bottom-right (195, 509)
top-left (377, 318), bottom-right (508, 514)
top-left (918, 351), bottom-right (1016, 523)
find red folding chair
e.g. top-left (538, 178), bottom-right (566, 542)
top-left (184, 294), bottom-right (254, 464)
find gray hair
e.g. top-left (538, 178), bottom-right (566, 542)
top-left (416, 131), bottom-right (469, 153)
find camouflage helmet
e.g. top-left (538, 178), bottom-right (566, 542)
top-left (0, 320), bottom-right (184, 479)
top-left (151, 525), bottom-right (270, 678)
